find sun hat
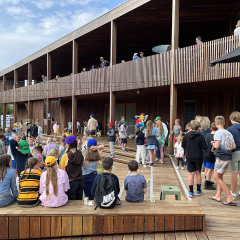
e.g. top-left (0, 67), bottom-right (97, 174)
top-left (136, 119), bottom-right (142, 123)
top-left (155, 116), bottom-right (161, 121)
top-left (18, 140), bottom-right (30, 154)
top-left (122, 120), bottom-right (127, 124)
top-left (137, 123), bottom-right (143, 129)
top-left (64, 136), bottom-right (77, 144)
top-left (107, 122), bottom-right (113, 127)
top-left (45, 156), bottom-right (57, 166)
top-left (87, 139), bottom-right (97, 148)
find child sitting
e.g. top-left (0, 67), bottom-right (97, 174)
top-left (28, 139), bottom-right (34, 154)
top-left (91, 157), bottom-right (120, 207)
top-left (17, 157), bottom-right (42, 207)
top-left (0, 154), bottom-right (18, 207)
top-left (174, 135), bottom-right (184, 170)
top-left (182, 120), bottom-right (207, 198)
top-left (83, 139), bottom-right (104, 200)
top-left (124, 160), bottom-right (147, 202)
top-left (58, 137), bottom-right (66, 163)
top-left (39, 156), bottom-right (70, 207)
top-left (49, 148), bottom-right (60, 164)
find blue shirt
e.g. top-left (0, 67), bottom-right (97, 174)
top-left (124, 174), bottom-right (147, 202)
top-left (68, 122), bottom-right (72, 131)
top-left (228, 123), bottom-right (240, 152)
top-left (133, 56), bottom-right (140, 60)
top-left (82, 161), bottom-right (98, 175)
top-left (0, 168), bottom-right (18, 197)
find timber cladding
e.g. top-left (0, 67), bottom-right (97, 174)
top-left (0, 200), bottom-right (205, 239)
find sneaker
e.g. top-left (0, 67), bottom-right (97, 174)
top-left (149, 162), bottom-right (153, 167)
top-left (176, 166), bottom-right (179, 170)
top-left (196, 190), bottom-right (202, 196)
top-left (188, 192), bottom-right (194, 198)
top-left (143, 164), bottom-right (147, 168)
top-left (181, 167), bottom-right (184, 170)
top-left (204, 185), bottom-right (216, 190)
top-left (210, 181), bottom-right (214, 185)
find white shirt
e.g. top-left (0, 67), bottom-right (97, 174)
top-left (162, 122), bottom-right (168, 138)
top-left (77, 122), bottom-right (80, 128)
top-left (38, 126), bottom-right (42, 135)
top-left (234, 27), bottom-right (240, 35)
top-left (53, 124), bottom-right (58, 131)
top-left (174, 142), bottom-right (184, 155)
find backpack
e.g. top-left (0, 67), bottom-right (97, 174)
top-left (94, 173), bottom-right (118, 209)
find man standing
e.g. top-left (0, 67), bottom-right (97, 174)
top-left (99, 57), bottom-right (110, 68)
top-left (196, 36), bottom-right (203, 45)
top-left (140, 52), bottom-right (145, 58)
top-left (87, 114), bottom-right (98, 136)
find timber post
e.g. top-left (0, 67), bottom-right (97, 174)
top-left (28, 62), bottom-right (32, 121)
top-left (13, 69), bottom-right (18, 124)
top-left (3, 75), bottom-right (6, 129)
top-left (47, 53), bottom-right (51, 135)
top-left (72, 40), bottom-right (78, 136)
top-left (169, 0), bottom-right (179, 154)
top-left (110, 20), bottom-right (117, 126)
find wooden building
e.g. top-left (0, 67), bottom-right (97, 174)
top-left (0, 0), bottom-right (240, 135)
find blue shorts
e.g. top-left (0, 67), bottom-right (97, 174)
top-left (12, 160), bottom-right (16, 169)
top-left (203, 161), bottom-right (215, 169)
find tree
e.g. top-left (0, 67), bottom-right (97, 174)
top-left (0, 104), bottom-right (14, 115)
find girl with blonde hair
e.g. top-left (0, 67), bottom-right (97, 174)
top-left (155, 117), bottom-right (165, 164)
top-left (174, 135), bottom-right (184, 170)
top-left (39, 156), bottom-right (69, 207)
top-left (144, 120), bottom-right (159, 167)
top-left (195, 116), bottom-right (211, 137)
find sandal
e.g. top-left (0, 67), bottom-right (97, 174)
top-left (209, 196), bottom-right (221, 202)
top-left (222, 201), bottom-right (237, 206)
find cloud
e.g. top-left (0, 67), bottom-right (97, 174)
top-left (0, 0), bottom-right (21, 5)
top-left (32, 0), bottom-right (55, 10)
top-left (5, 5), bottom-right (32, 16)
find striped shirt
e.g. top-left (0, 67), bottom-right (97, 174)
top-left (17, 169), bottom-right (42, 207)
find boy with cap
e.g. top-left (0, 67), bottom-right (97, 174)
top-left (120, 121), bottom-right (128, 152)
top-left (135, 124), bottom-right (146, 167)
top-left (107, 122), bottom-right (115, 158)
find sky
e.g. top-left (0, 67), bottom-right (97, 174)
top-left (0, 0), bottom-right (127, 71)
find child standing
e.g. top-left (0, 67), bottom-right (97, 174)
top-left (0, 135), bottom-right (6, 155)
top-left (174, 135), bottom-right (184, 170)
top-left (135, 124), bottom-right (146, 167)
top-left (17, 157), bottom-right (42, 207)
top-left (28, 139), bottom-right (34, 155)
top-left (4, 128), bottom-right (11, 151)
top-left (119, 121), bottom-right (128, 152)
top-left (182, 120), bottom-right (207, 198)
top-left (203, 122), bottom-right (217, 190)
top-left (0, 154), bottom-right (18, 207)
top-left (107, 122), bottom-right (115, 158)
top-left (124, 160), bottom-right (147, 202)
top-left (40, 156), bottom-right (70, 207)
top-left (210, 116), bottom-right (237, 206)
top-left (83, 139), bottom-right (104, 200)
top-left (172, 119), bottom-right (182, 154)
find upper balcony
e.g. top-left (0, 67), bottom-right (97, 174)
top-left (1, 35), bottom-right (240, 104)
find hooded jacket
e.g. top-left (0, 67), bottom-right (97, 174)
top-left (182, 131), bottom-right (207, 162)
top-left (66, 150), bottom-right (84, 181)
top-left (227, 123), bottom-right (240, 152)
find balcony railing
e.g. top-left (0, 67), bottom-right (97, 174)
top-left (1, 35), bottom-right (240, 104)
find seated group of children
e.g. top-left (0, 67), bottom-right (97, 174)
top-left (0, 134), bottom-right (147, 208)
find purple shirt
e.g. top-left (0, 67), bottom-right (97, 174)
top-left (44, 143), bottom-right (57, 156)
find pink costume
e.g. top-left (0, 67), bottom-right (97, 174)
top-left (39, 168), bottom-right (70, 207)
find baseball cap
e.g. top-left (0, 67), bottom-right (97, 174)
top-left (14, 123), bottom-right (18, 126)
top-left (87, 139), bottom-right (97, 148)
top-left (90, 114), bottom-right (94, 117)
top-left (136, 119), bottom-right (142, 123)
top-left (155, 116), bottom-right (161, 121)
top-left (122, 120), bottom-right (127, 124)
top-left (64, 136), bottom-right (77, 144)
top-left (137, 123), bottom-right (143, 129)
top-left (45, 156), bottom-right (57, 166)
top-left (107, 122), bottom-right (113, 127)
top-left (18, 140), bottom-right (30, 154)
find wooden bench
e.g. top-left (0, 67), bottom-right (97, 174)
top-left (0, 200), bottom-right (205, 239)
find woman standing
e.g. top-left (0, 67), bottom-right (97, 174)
top-left (0, 154), bottom-right (18, 207)
top-left (144, 120), bottom-right (159, 167)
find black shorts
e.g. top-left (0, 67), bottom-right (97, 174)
top-left (121, 138), bottom-right (127, 144)
top-left (187, 162), bottom-right (202, 173)
top-left (89, 130), bottom-right (96, 135)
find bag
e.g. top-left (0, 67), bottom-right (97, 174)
top-left (94, 173), bottom-right (118, 209)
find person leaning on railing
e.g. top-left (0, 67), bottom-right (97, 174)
top-left (234, 20), bottom-right (240, 36)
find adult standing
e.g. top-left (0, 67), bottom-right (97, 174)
top-left (68, 119), bottom-right (72, 133)
top-left (31, 123), bottom-right (38, 142)
top-left (87, 114), bottom-right (98, 136)
top-left (99, 57), bottom-right (110, 68)
top-left (234, 20), bottom-right (240, 35)
top-left (25, 119), bottom-right (31, 138)
top-left (196, 36), bottom-right (203, 45)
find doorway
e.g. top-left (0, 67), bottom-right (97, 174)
top-left (184, 101), bottom-right (195, 129)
